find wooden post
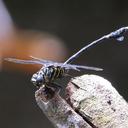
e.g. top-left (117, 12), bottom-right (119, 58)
top-left (35, 75), bottom-right (128, 128)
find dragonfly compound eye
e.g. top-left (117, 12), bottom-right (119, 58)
top-left (31, 73), bottom-right (44, 87)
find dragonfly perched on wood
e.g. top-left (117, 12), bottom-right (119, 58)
top-left (5, 27), bottom-right (128, 90)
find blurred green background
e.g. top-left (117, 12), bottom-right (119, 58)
top-left (0, 0), bottom-right (128, 128)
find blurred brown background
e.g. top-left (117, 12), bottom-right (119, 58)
top-left (0, 0), bottom-right (128, 128)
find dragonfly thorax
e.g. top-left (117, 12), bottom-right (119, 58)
top-left (31, 66), bottom-right (66, 87)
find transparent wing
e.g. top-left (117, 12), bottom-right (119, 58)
top-left (4, 58), bottom-right (53, 66)
top-left (30, 56), bottom-right (56, 64)
top-left (5, 57), bottom-right (103, 71)
top-left (61, 63), bottom-right (103, 71)
top-left (4, 56), bottom-right (60, 67)
top-left (30, 56), bottom-right (103, 71)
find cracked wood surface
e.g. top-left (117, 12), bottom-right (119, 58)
top-left (35, 75), bottom-right (128, 128)
top-left (66, 75), bottom-right (128, 128)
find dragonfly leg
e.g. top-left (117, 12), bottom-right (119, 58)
top-left (37, 85), bottom-right (56, 101)
top-left (39, 83), bottom-right (62, 101)
top-left (46, 82), bottom-right (62, 94)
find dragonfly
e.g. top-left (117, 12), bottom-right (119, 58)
top-left (5, 27), bottom-right (128, 90)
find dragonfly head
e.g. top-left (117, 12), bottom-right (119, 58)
top-left (31, 70), bottom-right (45, 87)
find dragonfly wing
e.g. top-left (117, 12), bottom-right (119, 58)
top-left (5, 57), bottom-right (103, 71)
top-left (62, 63), bottom-right (103, 71)
top-left (4, 58), bottom-right (47, 66)
top-left (73, 65), bottom-right (103, 71)
top-left (30, 56), bottom-right (55, 64)
top-left (5, 56), bottom-right (61, 67)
